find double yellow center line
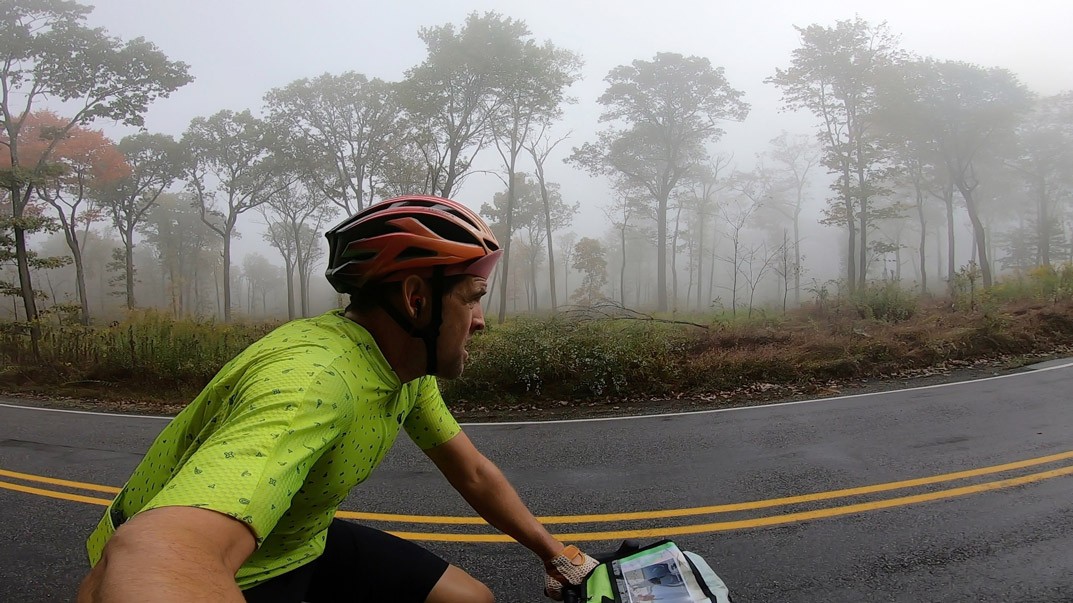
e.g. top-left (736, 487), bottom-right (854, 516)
top-left (3, 450), bottom-right (1073, 542)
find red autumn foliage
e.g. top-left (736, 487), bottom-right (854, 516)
top-left (1, 110), bottom-right (130, 185)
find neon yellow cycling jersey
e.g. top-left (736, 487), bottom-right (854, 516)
top-left (86, 309), bottom-right (461, 588)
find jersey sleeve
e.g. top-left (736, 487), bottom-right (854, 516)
top-left (139, 360), bottom-right (354, 544)
top-left (403, 376), bottom-right (461, 450)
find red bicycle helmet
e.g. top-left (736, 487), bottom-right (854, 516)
top-left (325, 195), bottom-right (502, 293)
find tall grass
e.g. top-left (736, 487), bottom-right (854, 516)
top-left (0, 309), bottom-right (277, 386)
top-left (2, 266), bottom-right (1073, 406)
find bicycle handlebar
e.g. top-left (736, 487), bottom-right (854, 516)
top-left (559, 540), bottom-right (642, 603)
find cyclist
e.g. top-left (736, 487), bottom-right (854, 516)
top-left (77, 196), bottom-right (598, 602)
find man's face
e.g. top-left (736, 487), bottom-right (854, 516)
top-left (435, 275), bottom-right (488, 379)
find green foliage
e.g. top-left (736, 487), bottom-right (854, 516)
top-left (39, 301), bottom-right (82, 325)
top-left (265, 72), bottom-right (397, 215)
top-left (3, 283), bottom-right (1073, 407)
top-left (951, 261), bottom-right (984, 311)
top-left (402, 11), bottom-right (536, 198)
top-left (0, 215), bottom-right (71, 303)
top-left (1, 0), bottom-right (192, 129)
top-left (442, 317), bottom-right (694, 400)
top-left (850, 281), bottom-right (917, 322)
top-left (990, 263), bottom-right (1073, 303)
top-left (571, 237), bottom-right (608, 306)
top-left (106, 247), bottom-right (128, 297)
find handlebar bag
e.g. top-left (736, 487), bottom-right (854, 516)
top-left (574, 540), bottom-right (732, 603)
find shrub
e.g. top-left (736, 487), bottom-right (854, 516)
top-left (850, 282), bottom-right (917, 322)
top-left (442, 316), bottom-right (697, 400)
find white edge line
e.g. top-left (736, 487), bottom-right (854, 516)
top-left (472, 359), bottom-right (1073, 426)
top-left (0, 403), bottom-right (169, 420)
top-left (2, 360), bottom-right (1071, 426)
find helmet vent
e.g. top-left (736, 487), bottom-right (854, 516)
top-left (397, 246), bottom-right (438, 260)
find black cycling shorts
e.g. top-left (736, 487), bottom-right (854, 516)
top-left (243, 519), bottom-right (449, 603)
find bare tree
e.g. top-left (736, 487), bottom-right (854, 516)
top-left (717, 196), bottom-right (762, 316)
top-left (261, 182), bottom-right (335, 318)
top-left (525, 124), bottom-right (574, 310)
top-left (764, 133), bottom-right (818, 304)
top-left (738, 241), bottom-right (783, 318)
top-left (603, 192), bottom-right (645, 307)
top-left (556, 231), bottom-right (578, 303)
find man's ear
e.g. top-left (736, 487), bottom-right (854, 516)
top-left (399, 274), bottom-right (431, 320)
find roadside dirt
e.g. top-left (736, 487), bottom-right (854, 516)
top-left (3, 350), bottom-right (1067, 422)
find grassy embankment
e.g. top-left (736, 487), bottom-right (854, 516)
top-left (1, 265), bottom-right (1072, 416)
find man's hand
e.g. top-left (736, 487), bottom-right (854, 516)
top-left (543, 544), bottom-right (600, 600)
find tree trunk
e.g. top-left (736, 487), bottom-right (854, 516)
top-left (792, 213), bottom-right (801, 306)
top-left (14, 222), bottom-right (43, 333)
top-left (670, 204), bottom-right (683, 313)
top-left (708, 242), bottom-right (717, 308)
top-left (858, 202), bottom-right (868, 286)
top-left (620, 225), bottom-right (627, 306)
top-left (1038, 177), bottom-right (1050, 266)
top-left (839, 156), bottom-right (858, 294)
top-left (497, 169), bottom-right (518, 323)
top-left (783, 230), bottom-right (790, 313)
top-left (525, 271), bottom-right (532, 312)
top-left (535, 164), bottom-right (558, 310)
top-left (696, 213), bottom-right (704, 311)
top-left (213, 262), bottom-right (221, 319)
top-left (844, 194), bottom-right (857, 295)
top-left (299, 257), bottom-right (309, 318)
top-left (168, 262), bottom-right (178, 318)
top-left (731, 239), bottom-right (739, 316)
top-left (685, 235), bottom-right (695, 311)
top-left (857, 160), bottom-right (869, 290)
top-left (656, 194), bottom-right (669, 311)
top-left (944, 185), bottom-right (956, 295)
top-left (124, 225), bottom-right (137, 309)
top-left (986, 221), bottom-right (995, 279)
top-left (895, 239), bottom-right (902, 281)
top-left (222, 230), bottom-right (233, 322)
top-left (293, 223), bottom-right (313, 318)
top-left (562, 257), bottom-right (568, 304)
top-left (915, 186), bottom-right (927, 295)
top-left (70, 235), bottom-right (90, 325)
top-left (284, 262), bottom-right (295, 320)
top-left (11, 186), bottom-right (42, 355)
top-left (935, 223), bottom-right (943, 287)
top-left (441, 144), bottom-right (461, 200)
top-left (958, 185), bottom-right (992, 288)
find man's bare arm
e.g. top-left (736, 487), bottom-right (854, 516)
top-left (425, 431), bottom-right (563, 561)
top-left (77, 506), bottom-right (256, 603)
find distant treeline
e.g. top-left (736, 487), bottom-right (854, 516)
top-left (3, 4), bottom-right (1071, 343)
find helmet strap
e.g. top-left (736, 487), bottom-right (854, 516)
top-left (375, 267), bottom-right (445, 377)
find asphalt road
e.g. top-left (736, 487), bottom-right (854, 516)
top-left (2, 359), bottom-right (1072, 602)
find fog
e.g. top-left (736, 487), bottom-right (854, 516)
top-left (3, 0), bottom-right (1072, 322)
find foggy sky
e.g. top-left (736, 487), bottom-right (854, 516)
top-left (72, 0), bottom-right (1073, 277)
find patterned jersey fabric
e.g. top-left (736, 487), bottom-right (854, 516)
top-left (86, 309), bottom-right (461, 588)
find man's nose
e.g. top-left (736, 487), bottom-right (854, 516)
top-left (471, 303), bottom-right (486, 333)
